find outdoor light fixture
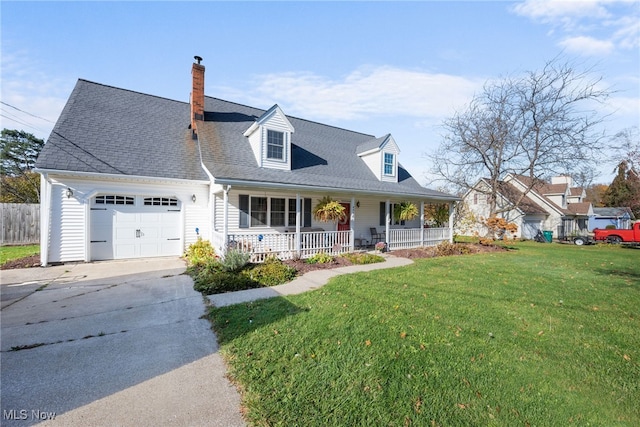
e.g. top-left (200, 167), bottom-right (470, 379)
top-left (192, 194), bottom-right (197, 203)
top-left (356, 200), bottom-right (360, 208)
top-left (66, 188), bottom-right (73, 198)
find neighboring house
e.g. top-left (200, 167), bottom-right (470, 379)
top-left (589, 207), bottom-right (635, 231)
top-left (462, 174), bottom-right (593, 240)
top-left (34, 58), bottom-right (458, 266)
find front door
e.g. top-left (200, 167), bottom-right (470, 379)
top-left (337, 203), bottom-right (350, 231)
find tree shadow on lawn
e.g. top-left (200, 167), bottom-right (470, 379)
top-left (208, 297), bottom-right (309, 344)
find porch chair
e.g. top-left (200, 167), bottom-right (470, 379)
top-left (369, 227), bottom-right (385, 245)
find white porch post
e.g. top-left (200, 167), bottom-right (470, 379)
top-left (350, 196), bottom-right (356, 250)
top-left (449, 201), bottom-right (455, 243)
top-left (223, 185), bottom-right (230, 255)
top-left (296, 193), bottom-right (301, 256)
top-left (385, 199), bottom-right (391, 248)
top-left (420, 201), bottom-right (425, 246)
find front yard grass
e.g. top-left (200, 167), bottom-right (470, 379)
top-left (0, 244), bottom-right (39, 265)
top-left (209, 242), bottom-right (639, 426)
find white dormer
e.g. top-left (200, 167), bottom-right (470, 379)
top-left (244, 104), bottom-right (294, 170)
top-left (357, 134), bottom-right (400, 182)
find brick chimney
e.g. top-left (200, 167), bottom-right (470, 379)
top-left (190, 56), bottom-right (205, 137)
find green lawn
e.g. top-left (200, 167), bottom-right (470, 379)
top-left (0, 244), bottom-right (39, 265)
top-left (209, 242), bottom-right (640, 426)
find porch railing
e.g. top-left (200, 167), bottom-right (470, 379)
top-left (226, 230), bottom-right (352, 262)
top-left (211, 227), bottom-right (450, 262)
top-left (388, 227), bottom-right (450, 250)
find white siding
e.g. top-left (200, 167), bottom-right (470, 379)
top-left (43, 174), bottom-right (210, 264)
top-left (49, 185), bottom-right (85, 263)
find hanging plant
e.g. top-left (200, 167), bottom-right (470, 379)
top-left (394, 201), bottom-right (419, 222)
top-left (313, 196), bottom-right (346, 223)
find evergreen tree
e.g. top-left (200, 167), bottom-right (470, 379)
top-left (602, 161), bottom-right (640, 218)
top-left (0, 129), bottom-right (45, 203)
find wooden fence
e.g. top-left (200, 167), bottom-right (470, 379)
top-left (1, 203), bottom-right (40, 245)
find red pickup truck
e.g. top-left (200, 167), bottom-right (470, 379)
top-left (592, 222), bottom-right (640, 244)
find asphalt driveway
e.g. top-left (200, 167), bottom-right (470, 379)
top-left (0, 258), bottom-right (244, 426)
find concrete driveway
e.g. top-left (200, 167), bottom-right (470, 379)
top-left (0, 258), bottom-right (244, 426)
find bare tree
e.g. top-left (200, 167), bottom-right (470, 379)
top-left (609, 126), bottom-right (639, 173)
top-left (428, 58), bottom-right (610, 217)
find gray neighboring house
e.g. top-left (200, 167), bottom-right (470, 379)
top-left (589, 207), bottom-right (635, 231)
top-left (35, 58), bottom-right (458, 266)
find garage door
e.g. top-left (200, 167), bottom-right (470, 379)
top-left (90, 195), bottom-right (182, 260)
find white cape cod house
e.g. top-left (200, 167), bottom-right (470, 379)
top-left (35, 58), bottom-right (458, 266)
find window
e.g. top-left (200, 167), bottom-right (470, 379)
top-left (384, 153), bottom-right (395, 176)
top-left (143, 197), bottom-right (178, 206)
top-left (267, 130), bottom-right (284, 160)
top-left (288, 199), bottom-right (297, 226)
top-left (270, 198), bottom-right (285, 226)
top-left (95, 195), bottom-right (134, 205)
top-left (250, 197), bottom-right (267, 227)
top-left (240, 195), bottom-right (312, 228)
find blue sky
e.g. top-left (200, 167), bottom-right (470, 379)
top-left (2, 1), bottom-right (638, 185)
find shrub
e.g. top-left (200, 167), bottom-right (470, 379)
top-left (435, 241), bottom-right (472, 257)
top-left (222, 249), bottom-right (251, 272)
top-left (341, 252), bottom-right (385, 265)
top-left (193, 268), bottom-right (260, 295)
top-left (184, 238), bottom-right (216, 267)
top-left (306, 252), bottom-right (335, 264)
top-left (243, 258), bottom-right (297, 287)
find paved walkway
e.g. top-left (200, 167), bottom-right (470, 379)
top-left (209, 254), bottom-right (414, 307)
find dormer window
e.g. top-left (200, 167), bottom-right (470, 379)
top-left (267, 130), bottom-right (284, 160)
top-left (384, 153), bottom-right (395, 176)
top-left (244, 104), bottom-right (294, 171)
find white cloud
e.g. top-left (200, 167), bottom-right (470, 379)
top-left (512, 0), bottom-right (639, 55)
top-left (559, 35), bottom-right (615, 55)
top-left (216, 66), bottom-right (482, 123)
top-left (0, 50), bottom-right (72, 140)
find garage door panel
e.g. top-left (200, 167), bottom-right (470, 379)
top-left (91, 196), bottom-right (182, 261)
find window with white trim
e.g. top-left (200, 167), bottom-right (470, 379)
top-left (250, 197), bottom-right (268, 227)
top-left (267, 130), bottom-right (284, 160)
top-left (95, 195), bottom-right (134, 205)
top-left (240, 195), bottom-right (312, 228)
top-left (384, 152), bottom-right (395, 176)
top-left (270, 198), bottom-right (286, 226)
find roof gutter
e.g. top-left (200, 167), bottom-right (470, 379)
top-left (212, 177), bottom-right (460, 201)
top-left (33, 168), bottom-right (209, 185)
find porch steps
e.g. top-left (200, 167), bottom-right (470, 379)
top-left (208, 255), bottom-right (414, 308)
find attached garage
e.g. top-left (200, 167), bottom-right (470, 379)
top-left (90, 195), bottom-right (182, 261)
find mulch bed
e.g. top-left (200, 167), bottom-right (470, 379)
top-left (1, 254), bottom-right (41, 270)
top-left (1, 243), bottom-right (508, 272)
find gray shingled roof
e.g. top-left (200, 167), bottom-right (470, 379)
top-left (198, 97), bottom-right (456, 199)
top-left (36, 79), bottom-right (457, 201)
top-left (36, 80), bottom-right (208, 181)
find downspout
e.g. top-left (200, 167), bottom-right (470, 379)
top-left (39, 173), bottom-right (51, 266)
top-left (194, 131), bottom-right (215, 244)
top-left (223, 185), bottom-right (230, 257)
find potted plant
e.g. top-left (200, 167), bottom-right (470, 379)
top-left (394, 201), bottom-right (419, 222)
top-left (313, 196), bottom-right (346, 223)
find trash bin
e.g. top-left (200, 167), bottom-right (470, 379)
top-left (543, 230), bottom-right (553, 243)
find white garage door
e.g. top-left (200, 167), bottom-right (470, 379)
top-left (90, 195), bottom-right (182, 260)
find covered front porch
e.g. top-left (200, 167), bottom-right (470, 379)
top-left (210, 189), bottom-right (455, 262)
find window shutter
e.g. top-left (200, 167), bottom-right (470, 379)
top-left (303, 198), bottom-right (312, 227)
top-left (379, 202), bottom-right (385, 226)
top-left (239, 195), bottom-right (249, 228)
